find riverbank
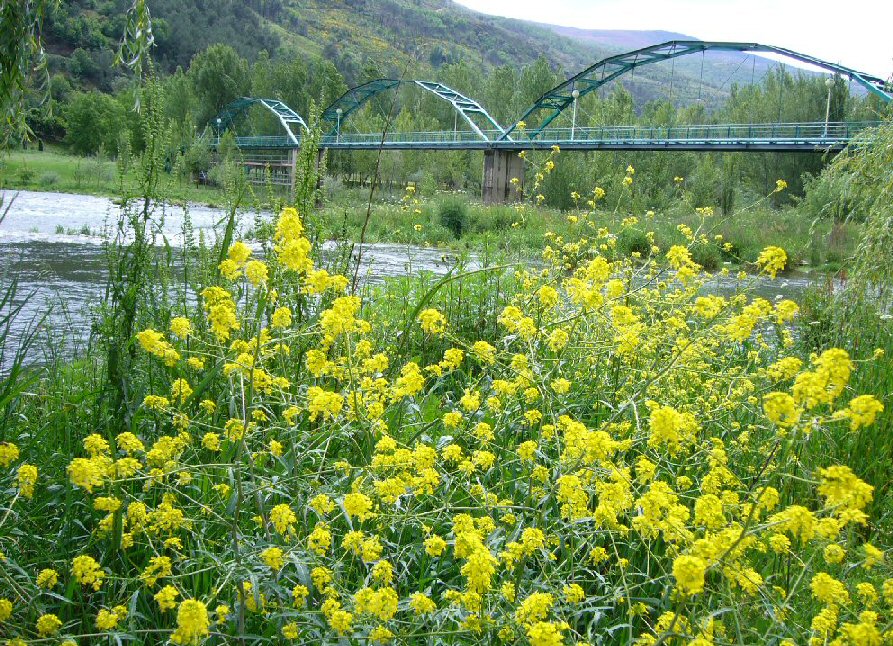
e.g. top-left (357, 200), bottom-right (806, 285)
top-left (0, 149), bottom-right (231, 206)
top-left (2, 149), bottom-right (861, 269)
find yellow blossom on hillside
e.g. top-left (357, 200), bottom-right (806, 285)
top-left (841, 395), bottom-right (884, 430)
top-left (271, 306), bottom-right (292, 329)
top-left (72, 555), bottom-right (105, 590)
top-left (36, 614), bottom-right (62, 636)
top-left (155, 585), bottom-right (180, 611)
top-left (811, 572), bottom-right (849, 605)
top-left (763, 392), bottom-right (801, 428)
top-left (170, 317), bottom-right (191, 339)
top-left (37, 568), bottom-right (59, 589)
top-left (17, 464), bottom-right (37, 498)
top-left (261, 546), bottom-right (285, 570)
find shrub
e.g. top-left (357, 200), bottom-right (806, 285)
top-left (468, 205), bottom-right (515, 235)
top-left (690, 240), bottom-right (721, 271)
top-left (17, 165), bottom-right (35, 183)
top-left (617, 227), bottom-right (650, 257)
top-left (64, 91), bottom-right (126, 155)
top-left (38, 171), bottom-right (60, 187)
top-left (438, 198), bottom-right (468, 238)
top-left (72, 161), bottom-right (87, 188)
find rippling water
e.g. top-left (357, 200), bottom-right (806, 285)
top-left (1, 189), bottom-right (816, 368)
top-left (0, 190), bottom-right (480, 366)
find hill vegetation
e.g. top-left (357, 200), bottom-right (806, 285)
top-left (41, 0), bottom-right (794, 109)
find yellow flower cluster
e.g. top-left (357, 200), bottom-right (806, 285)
top-left (2, 203), bottom-right (889, 646)
top-left (756, 245), bottom-right (788, 278)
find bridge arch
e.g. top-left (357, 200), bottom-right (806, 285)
top-left (504, 40), bottom-right (892, 140)
top-left (322, 79), bottom-right (510, 141)
top-left (214, 97), bottom-right (307, 146)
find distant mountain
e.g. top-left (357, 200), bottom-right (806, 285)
top-left (544, 27), bottom-right (696, 52)
top-left (543, 25), bottom-right (793, 105)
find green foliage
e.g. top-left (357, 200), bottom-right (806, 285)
top-left (63, 90), bottom-right (127, 155)
top-left (826, 122), bottom-right (893, 299)
top-left (37, 170), bottom-right (59, 187)
top-left (181, 131), bottom-right (211, 179)
top-left (800, 171), bottom-right (854, 222)
top-left (795, 122), bottom-right (893, 520)
top-left (798, 288), bottom-right (893, 523)
top-left (99, 76), bottom-right (172, 429)
top-left (16, 164), bottom-right (35, 183)
top-left (617, 227), bottom-right (650, 257)
top-left (187, 44), bottom-right (251, 125)
top-left (150, 0), bottom-right (279, 70)
top-left (689, 240), bottom-right (721, 271)
top-left (0, 0), bottom-right (54, 143)
top-left (438, 197), bottom-right (468, 239)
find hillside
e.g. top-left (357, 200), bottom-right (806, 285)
top-left (44, 0), bottom-right (607, 88)
top-left (42, 0), bottom-right (765, 111)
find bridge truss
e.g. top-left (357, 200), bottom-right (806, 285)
top-left (212, 41), bottom-right (889, 152)
top-left (320, 79), bottom-right (509, 141)
top-left (504, 41), bottom-right (892, 140)
top-left (214, 97), bottom-right (307, 146)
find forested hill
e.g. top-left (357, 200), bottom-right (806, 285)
top-left (45, 0), bottom-right (605, 88)
top-left (44, 0), bottom-right (761, 107)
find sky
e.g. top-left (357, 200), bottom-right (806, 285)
top-left (453, 0), bottom-right (892, 79)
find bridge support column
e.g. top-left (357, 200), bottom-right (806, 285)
top-left (287, 147), bottom-right (298, 194)
top-left (315, 148), bottom-right (326, 205)
top-left (482, 149), bottom-right (524, 205)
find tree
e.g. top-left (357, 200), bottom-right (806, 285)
top-left (304, 59), bottom-right (347, 113)
top-left (516, 57), bottom-right (559, 118)
top-left (163, 66), bottom-right (196, 147)
top-left (1, 0), bottom-right (53, 141)
top-left (63, 90), bottom-right (127, 155)
top-left (483, 65), bottom-right (518, 127)
top-left (187, 44), bottom-right (250, 126)
top-left (2, 0), bottom-right (152, 142)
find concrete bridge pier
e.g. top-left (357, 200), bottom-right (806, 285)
top-left (288, 147), bottom-right (298, 193)
top-left (315, 148), bottom-right (326, 205)
top-left (482, 149), bottom-right (525, 205)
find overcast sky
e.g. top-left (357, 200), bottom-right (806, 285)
top-left (453, 0), bottom-right (892, 79)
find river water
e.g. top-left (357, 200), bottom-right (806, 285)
top-left (0, 190), bottom-right (483, 366)
top-left (0, 189), bottom-right (816, 367)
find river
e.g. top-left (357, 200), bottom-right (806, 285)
top-left (0, 189), bottom-right (817, 368)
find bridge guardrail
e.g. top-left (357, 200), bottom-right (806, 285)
top-left (214, 121), bottom-right (883, 149)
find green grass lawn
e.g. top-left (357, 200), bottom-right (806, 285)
top-left (0, 148), bottom-right (232, 206)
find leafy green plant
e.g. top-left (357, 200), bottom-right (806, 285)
top-left (16, 165), bottom-right (34, 183)
top-left (438, 198), bottom-right (468, 238)
top-left (38, 171), bottom-right (59, 187)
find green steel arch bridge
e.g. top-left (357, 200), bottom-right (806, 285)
top-left (211, 41), bottom-right (890, 202)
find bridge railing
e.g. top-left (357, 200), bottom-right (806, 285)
top-left (320, 129), bottom-right (508, 145)
top-left (214, 121), bottom-right (882, 149)
top-left (530, 121), bottom-right (881, 143)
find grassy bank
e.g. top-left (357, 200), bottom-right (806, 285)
top-left (315, 184), bottom-right (859, 271)
top-left (0, 148), bottom-right (233, 207)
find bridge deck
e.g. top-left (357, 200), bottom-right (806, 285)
top-left (217, 121), bottom-right (881, 152)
